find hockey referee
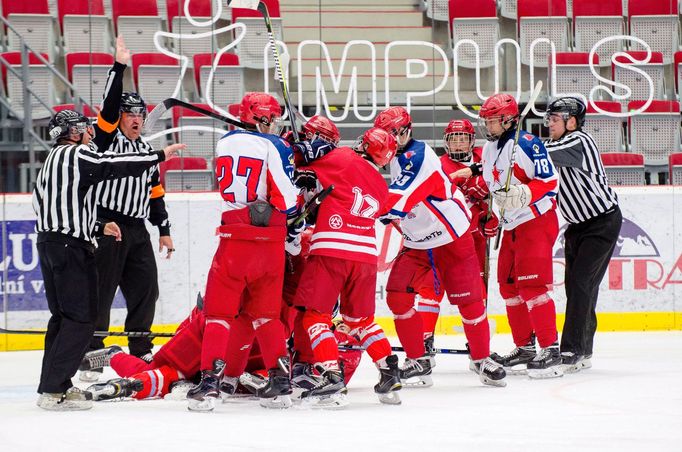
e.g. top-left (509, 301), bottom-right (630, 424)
top-left (544, 97), bottom-right (622, 373)
top-left (81, 37), bottom-right (186, 381)
top-left (33, 109), bottom-right (178, 411)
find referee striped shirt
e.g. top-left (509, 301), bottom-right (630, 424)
top-left (96, 133), bottom-right (158, 219)
top-left (544, 130), bottom-right (619, 224)
top-left (32, 143), bottom-right (164, 245)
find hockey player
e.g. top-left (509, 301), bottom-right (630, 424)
top-left (477, 93), bottom-right (563, 378)
top-left (375, 107), bottom-right (505, 388)
top-left (187, 92), bottom-right (301, 411)
top-left (292, 125), bottom-right (403, 407)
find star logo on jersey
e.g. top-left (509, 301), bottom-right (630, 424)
top-left (329, 214), bottom-right (343, 229)
top-left (523, 134), bottom-right (534, 141)
top-left (492, 165), bottom-right (501, 184)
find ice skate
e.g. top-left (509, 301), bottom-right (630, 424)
top-left (469, 357), bottom-right (507, 387)
top-left (292, 362), bottom-right (324, 391)
top-left (424, 335), bottom-right (437, 368)
top-left (36, 387), bottom-right (93, 411)
top-left (527, 344), bottom-right (564, 379)
top-left (257, 357), bottom-right (293, 409)
top-left (400, 356), bottom-right (433, 388)
top-left (187, 359), bottom-right (224, 412)
top-left (87, 378), bottom-right (143, 401)
top-left (300, 366), bottom-right (348, 409)
top-left (78, 345), bottom-right (122, 382)
top-left (490, 337), bottom-right (536, 375)
top-left (374, 355), bottom-right (402, 405)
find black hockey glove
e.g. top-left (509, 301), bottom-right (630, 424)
top-left (293, 169), bottom-right (318, 192)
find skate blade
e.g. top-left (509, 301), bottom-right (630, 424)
top-left (299, 393), bottom-right (349, 410)
top-left (503, 365), bottom-right (529, 376)
top-left (527, 367), bottom-right (564, 379)
top-left (377, 391), bottom-right (401, 405)
top-left (238, 373), bottom-right (267, 395)
top-left (187, 397), bottom-right (217, 412)
top-left (87, 384), bottom-right (123, 401)
top-left (401, 375), bottom-right (433, 388)
top-left (479, 375), bottom-right (507, 387)
top-left (259, 395), bottom-right (292, 409)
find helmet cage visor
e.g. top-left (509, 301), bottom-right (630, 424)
top-left (444, 132), bottom-right (474, 161)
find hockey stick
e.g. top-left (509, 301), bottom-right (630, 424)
top-left (143, 98), bottom-right (251, 135)
top-left (0, 327), bottom-right (175, 338)
top-left (227, 0), bottom-right (300, 135)
top-left (339, 344), bottom-right (469, 355)
top-left (288, 184), bottom-right (334, 226)
top-left (493, 80), bottom-right (543, 250)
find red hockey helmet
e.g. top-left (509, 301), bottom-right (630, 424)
top-left (359, 127), bottom-right (398, 167)
top-left (443, 119), bottom-right (475, 162)
top-left (239, 92), bottom-right (282, 128)
top-left (302, 115), bottom-right (340, 145)
top-left (374, 107), bottom-right (412, 135)
top-left (478, 93), bottom-right (519, 141)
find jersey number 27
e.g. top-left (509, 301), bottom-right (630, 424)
top-left (216, 156), bottom-right (263, 203)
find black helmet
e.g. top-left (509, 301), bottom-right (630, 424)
top-left (544, 97), bottom-right (586, 129)
top-left (48, 109), bottom-right (92, 141)
top-left (120, 92), bottom-right (147, 117)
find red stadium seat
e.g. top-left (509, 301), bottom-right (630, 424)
top-left (166, 0), bottom-right (221, 58)
top-left (172, 103), bottom-right (226, 162)
top-left (166, 0), bottom-right (215, 27)
top-left (58, 0), bottom-right (111, 53)
top-left (627, 0), bottom-right (679, 63)
top-left (53, 103), bottom-right (99, 118)
top-left (627, 100), bottom-right (681, 176)
top-left (611, 51), bottom-right (665, 108)
top-left (65, 52), bottom-right (115, 104)
top-left (448, 0), bottom-right (499, 69)
top-left (131, 53), bottom-right (181, 104)
top-left (517, 0), bottom-right (569, 67)
top-left (601, 152), bottom-right (646, 185)
top-left (65, 52), bottom-right (114, 82)
top-left (112, 0), bottom-right (163, 54)
top-left (0, 51), bottom-right (54, 118)
top-left (669, 153), bottom-right (682, 185)
top-left (584, 101), bottom-right (624, 152)
top-left (549, 52), bottom-right (600, 100)
top-left (159, 156), bottom-right (208, 186)
top-left (674, 51), bottom-right (682, 99)
top-left (2, 0), bottom-right (55, 58)
top-left (427, 0), bottom-right (449, 22)
top-left (193, 53), bottom-right (243, 105)
top-left (231, 0), bottom-right (282, 69)
top-left (572, 0), bottom-right (624, 66)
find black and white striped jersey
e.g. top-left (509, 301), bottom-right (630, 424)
top-left (544, 130), bottom-right (619, 224)
top-left (32, 143), bottom-right (164, 245)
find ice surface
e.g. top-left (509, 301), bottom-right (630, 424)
top-left (1, 332), bottom-right (681, 452)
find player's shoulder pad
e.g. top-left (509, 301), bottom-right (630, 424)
top-left (517, 130), bottom-right (548, 159)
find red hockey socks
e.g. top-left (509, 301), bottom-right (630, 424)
top-left (131, 365), bottom-right (181, 399)
top-left (200, 318), bottom-right (231, 371)
top-left (253, 318), bottom-right (288, 370)
top-left (301, 310), bottom-right (339, 370)
top-left (293, 310), bottom-right (315, 364)
top-left (504, 296), bottom-right (534, 346)
top-left (388, 292), bottom-right (425, 359)
top-left (524, 292), bottom-right (559, 348)
top-left (223, 314), bottom-right (256, 378)
top-left (110, 352), bottom-right (153, 377)
top-left (344, 316), bottom-right (392, 364)
top-left (458, 301), bottom-right (490, 360)
top-left (417, 297), bottom-right (441, 338)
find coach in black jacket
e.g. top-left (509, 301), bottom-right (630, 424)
top-left (33, 109), bottom-right (176, 410)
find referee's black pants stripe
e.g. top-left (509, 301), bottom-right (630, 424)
top-left (90, 222), bottom-right (159, 357)
top-left (37, 241), bottom-right (98, 394)
top-left (561, 206), bottom-right (622, 356)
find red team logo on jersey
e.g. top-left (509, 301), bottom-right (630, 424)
top-left (492, 165), bottom-right (502, 184)
top-left (329, 214), bottom-right (343, 229)
top-left (523, 134), bottom-right (534, 141)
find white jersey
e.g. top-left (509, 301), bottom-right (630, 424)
top-left (386, 139), bottom-right (471, 250)
top-left (215, 130), bottom-right (298, 214)
top-left (481, 128), bottom-right (558, 230)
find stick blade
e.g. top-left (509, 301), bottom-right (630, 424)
top-left (143, 101), bottom-right (171, 135)
top-left (227, 0), bottom-right (260, 9)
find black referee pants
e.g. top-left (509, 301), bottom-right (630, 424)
top-left (37, 235), bottom-right (98, 394)
top-left (90, 221), bottom-right (159, 357)
top-left (561, 206), bottom-right (622, 357)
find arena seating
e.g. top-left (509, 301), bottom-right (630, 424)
top-left (2, 0), bottom-right (56, 59)
top-left (112, 0), bottom-right (163, 53)
top-left (159, 156), bottom-right (211, 191)
top-left (584, 101), bottom-right (625, 153)
top-left (131, 52), bottom-right (181, 104)
top-left (517, 0), bottom-right (570, 67)
top-left (172, 103), bottom-right (226, 162)
top-left (627, 0), bottom-right (679, 64)
top-left (166, 0), bottom-right (220, 59)
top-left (193, 53), bottom-right (244, 106)
top-left (669, 153), bottom-right (682, 185)
top-left (572, 0), bottom-right (625, 66)
top-left (627, 100), bottom-right (681, 175)
top-left (612, 51), bottom-right (665, 108)
top-left (65, 52), bottom-right (114, 105)
top-left (601, 152), bottom-right (646, 185)
top-left (448, 0), bottom-right (499, 69)
top-left (231, 0), bottom-right (281, 69)
top-left (549, 52), bottom-right (600, 100)
top-left (0, 51), bottom-right (54, 119)
top-left (58, 0), bottom-right (111, 54)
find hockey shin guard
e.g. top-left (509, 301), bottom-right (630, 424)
top-left (292, 310), bottom-right (316, 364)
top-left (301, 310), bottom-right (339, 370)
top-left (523, 291), bottom-right (559, 348)
top-left (387, 292), bottom-right (424, 359)
top-left (458, 301), bottom-right (490, 361)
top-left (110, 353), bottom-right (154, 377)
top-left (223, 314), bottom-right (256, 377)
top-left (200, 317), bottom-right (231, 371)
top-left (504, 296), bottom-right (535, 347)
top-left (253, 318), bottom-right (289, 370)
top-left (131, 365), bottom-right (181, 399)
top-left (344, 316), bottom-right (392, 364)
top-left (417, 298), bottom-right (441, 338)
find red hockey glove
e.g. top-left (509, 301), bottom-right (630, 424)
top-left (461, 176), bottom-right (488, 201)
top-left (481, 212), bottom-right (500, 238)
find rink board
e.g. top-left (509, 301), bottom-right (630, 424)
top-left (2, 186), bottom-right (681, 351)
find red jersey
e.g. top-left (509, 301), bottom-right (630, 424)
top-left (301, 147), bottom-right (388, 265)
